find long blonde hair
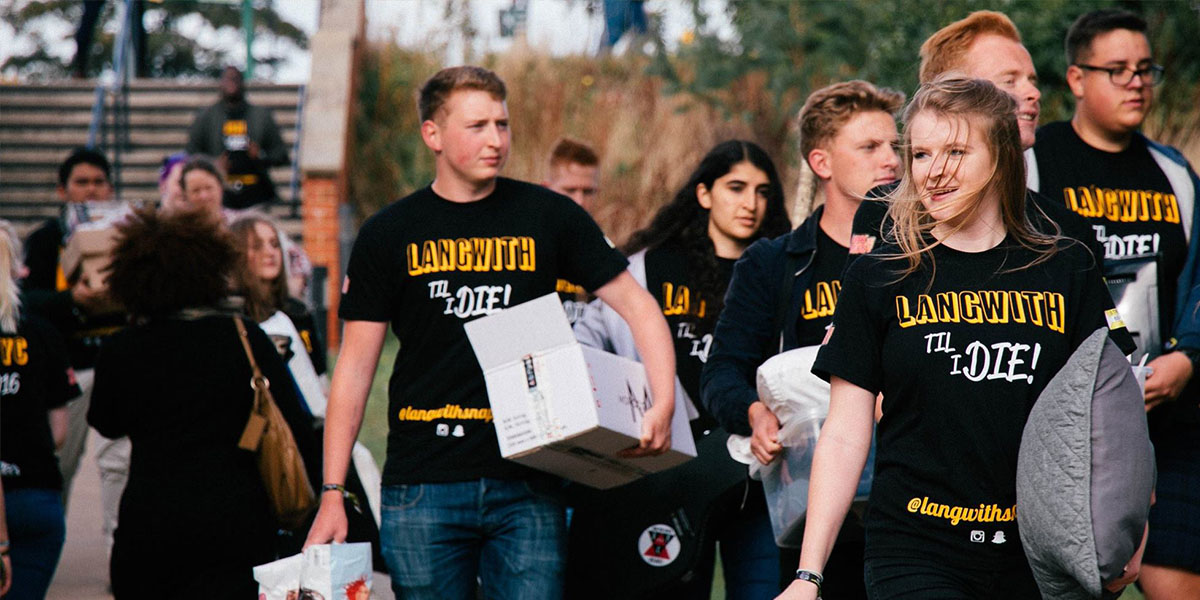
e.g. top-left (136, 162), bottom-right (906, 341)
top-left (885, 77), bottom-right (1057, 277)
top-left (0, 220), bottom-right (24, 334)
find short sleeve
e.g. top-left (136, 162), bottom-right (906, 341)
top-left (812, 263), bottom-right (886, 393)
top-left (553, 200), bottom-right (628, 292)
top-left (1069, 250), bottom-right (1137, 355)
top-left (339, 215), bottom-right (401, 322)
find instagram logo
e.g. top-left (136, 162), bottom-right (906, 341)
top-left (969, 530), bottom-right (985, 543)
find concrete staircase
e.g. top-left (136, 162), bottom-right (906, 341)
top-left (0, 80), bottom-right (304, 236)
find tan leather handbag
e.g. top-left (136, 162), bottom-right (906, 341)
top-left (234, 317), bottom-right (316, 527)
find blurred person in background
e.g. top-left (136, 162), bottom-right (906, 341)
top-left (186, 66), bottom-right (289, 210)
top-left (544, 137), bottom-right (604, 325)
top-left (230, 214), bottom-right (327, 411)
top-left (1, 219), bottom-right (81, 600)
top-left (20, 148), bottom-right (122, 510)
top-left (87, 209), bottom-right (317, 598)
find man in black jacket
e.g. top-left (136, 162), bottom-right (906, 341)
top-left (701, 80), bottom-right (903, 598)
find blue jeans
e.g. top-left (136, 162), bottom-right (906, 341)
top-left (380, 478), bottom-right (566, 600)
top-left (4, 488), bottom-right (66, 600)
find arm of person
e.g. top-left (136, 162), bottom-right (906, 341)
top-left (701, 240), bottom-right (781, 437)
top-left (777, 377), bottom-right (876, 600)
top-left (594, 271), bottom-right (675, 456)
top-left (49, 406), bottom-right (69, 450)
top-left (304, 320), bottom-right (387, 548)
top-left (1143, 350), bottom-right (1192, 410)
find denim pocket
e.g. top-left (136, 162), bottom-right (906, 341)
top-left (382, 484), bottom-right (424, 511)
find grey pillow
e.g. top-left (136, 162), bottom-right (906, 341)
top-left (1016, 328), bottom-right (1154, 600)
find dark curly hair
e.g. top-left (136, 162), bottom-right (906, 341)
top-left (623, 140), bottom-right (791, 310)
top-left (107, 208), bottom-right (238, 318)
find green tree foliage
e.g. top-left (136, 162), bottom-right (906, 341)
top-left (1, 0), bottom-right (308, 79)
top-left (652, 0), bottom-right (1200, 149)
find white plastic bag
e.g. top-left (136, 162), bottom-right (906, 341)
top-left (300, 542), bottom-right (373, 600)
top-left (253, 554), bottom-right (302, 600)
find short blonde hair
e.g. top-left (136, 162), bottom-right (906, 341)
top-left (919, 11), bottom-right (1022, 84)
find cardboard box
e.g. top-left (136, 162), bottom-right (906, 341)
top-left (60, 226), bottom-right (118, 290)
top-left (464, 293), bottom-right (697, 489)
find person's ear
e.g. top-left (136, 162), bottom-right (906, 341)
top-left (808, 148), bottom-right (833, 180)
top-left (1066, 64), bottom-right (1086, 99)
top-left (421, 119), bottom-right (442, 153)
top-left (56, 184), bottom-right (68, 201)
top-left (696, 182), bottom-right (713, 209)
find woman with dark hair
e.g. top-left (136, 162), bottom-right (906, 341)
top-left (570, 140), bottom-right (791, 599)
top-left (87, 209), bottom-right (317, 598)
top-left (781, 78), bottom-right (1141, 599)
top-left (0, 219), bottom-right (80, 600)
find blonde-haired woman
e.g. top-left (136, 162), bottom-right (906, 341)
top-left (0, 220), bottom-right (81, 600)
top-left (780, 79), bottom-right (1137, 599)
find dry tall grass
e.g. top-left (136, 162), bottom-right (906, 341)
top-left (349, 42), bottom-right (796, 245)
top-left (349, 41), bottom-right (1200, 244)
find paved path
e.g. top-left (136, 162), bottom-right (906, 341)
top-left (47, 430), bottom-right (395, 599)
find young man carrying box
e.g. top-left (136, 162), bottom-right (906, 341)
top-left (304, 66), bottom-right (676, 600)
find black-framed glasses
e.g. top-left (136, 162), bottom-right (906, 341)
top-left (1075, 63), bottom-right (1164, 86)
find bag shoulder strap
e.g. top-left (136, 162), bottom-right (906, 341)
top-left (233, 317), bottom-right (268, 390)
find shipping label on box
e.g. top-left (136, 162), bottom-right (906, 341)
top-left (464, 294), bottom-right (696, 489)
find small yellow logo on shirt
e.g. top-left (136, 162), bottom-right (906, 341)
top-left (1105, 308), bottom-right (1126, 330)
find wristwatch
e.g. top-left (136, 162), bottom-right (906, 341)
top-left (795, 569), bottom-right (823, 597)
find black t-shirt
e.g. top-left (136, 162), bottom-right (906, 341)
top-left (0, 315), bottom-right (82, 491)
top-left (220, 105), bottom-right (276, 209)
top-left (339, 178), bottom-right (629, 484)
top-left (814, 238), bottom-right (1134, 569)
top-left (795, 226), bottom-right (849, 347)
top-left (1034, 121), bottom-right (1186, 331)
top-left (642, 244), bottom-right (733, 430)
top-left (283, 297), bottom-right (326, 376)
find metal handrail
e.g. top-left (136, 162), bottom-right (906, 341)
top-left (85, 0), bottom-right (136, 199)
top-left (288, 83), bottom-right (307, 218)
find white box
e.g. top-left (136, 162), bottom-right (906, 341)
top-left (464, 293), bottom-right (696, 489)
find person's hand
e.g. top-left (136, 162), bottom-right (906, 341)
top-left (776, 579), bottom-right (820, 600)
top-left (247, 141), bottom-right (261, 160)
top-left (70, 277), bottom-right (119, 315)
top-left (303, 492), bottom-right (348, 549)
top-left (619, 403), bottom-right (672, 458)
top-left (749, 401), bottom-right (783, 465)
top-left (1144, 351), bottom-right (1193, 411)
top-left (1105, 523), bottom-right (1149, 593)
